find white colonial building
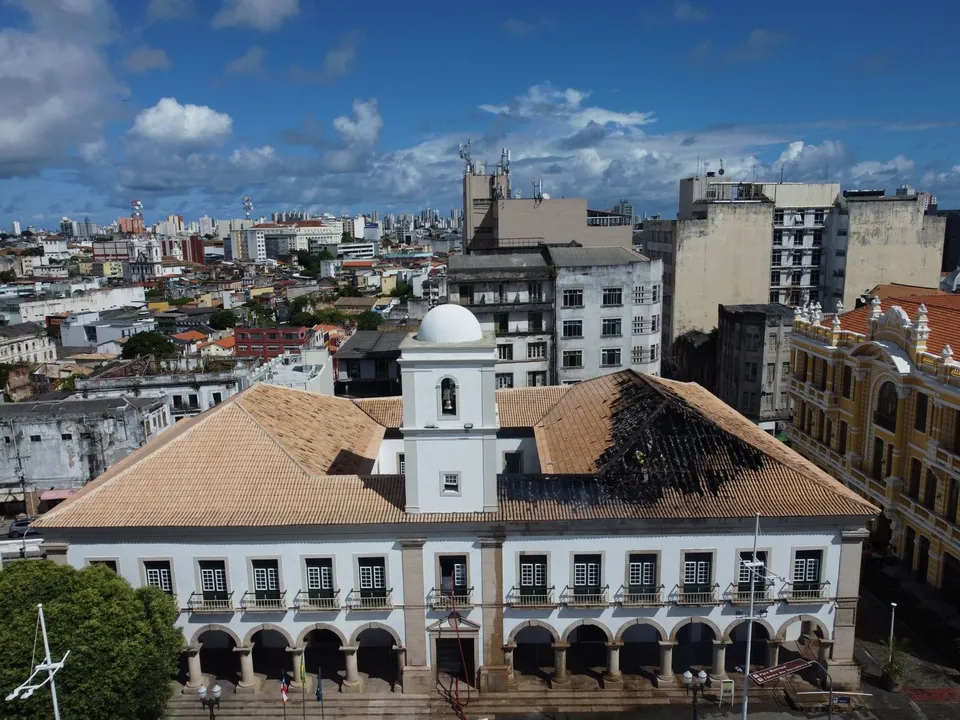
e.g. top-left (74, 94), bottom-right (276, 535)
top-left (36, 305), bottom-right (875, 705)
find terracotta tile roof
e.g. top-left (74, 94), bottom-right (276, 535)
top-left (353, 387), bottom-right (570, 429)
top-left (837, 295), bottom-right (960, 355)
top-left (215, 336), bottom-right (236, 349)
top-left (495, 386), bottom-right (569, 427)
top-left (35, 372), bottom-right (875, 529)
top-left (172, 330), bottom-right (207, 341)
top-left (868, 283), bottom-right (946, 300)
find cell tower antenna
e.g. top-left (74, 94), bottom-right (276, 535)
top-left (499, 147), bottom-right (511, 176)
top-left (130, 199), bottom-right (143, 220)
top-left (242, 195), bottom-right (253, 220)
top-left (458, 139), bottom-right (473, 175)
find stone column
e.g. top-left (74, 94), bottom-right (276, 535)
top-left (503, 643), bottom-right (516, 683)
top-left (478, 536), bottom-right (510, 692)
top-left (830, 527), bottom-right (870, 689)
top-left (182, 644), bottom-right (203, 693)
top-left (288, 646), bottom-right (305, 690)
top-left (656, 641), bottom-right (676, 686)
top-left (710, 640), bottom-right (729, 682)
top-left (766, 639), bottom-right (783, 668)
top-left (551, 642), bottom-right (570, 686)
top-left (603, 642), bottom-right (623, 686)
top-left (234, 645), bottom-right (258, 694)
top-left (818, 639), bottom-right (835, 664)
top-left (341, 645), bottom-right (361, 693)
top-left (394, 645), bottom-right (406, 692)
top-left (399, 537), bottom-right (432, 694)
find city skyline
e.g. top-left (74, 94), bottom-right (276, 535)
top-left (1, 0), bottom-right (959, 227)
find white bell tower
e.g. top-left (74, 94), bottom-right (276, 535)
top-left (399, 305), bottom-right (499, 513)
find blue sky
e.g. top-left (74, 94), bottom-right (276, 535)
top-left (1, 0), bottom-right (958, 229)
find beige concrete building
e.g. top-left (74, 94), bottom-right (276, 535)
top-left (463, 168), bottom-right (631, 252)
top-left (824, 190), bottom-right (945, 310)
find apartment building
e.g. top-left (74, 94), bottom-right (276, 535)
top-left (823, 189), bottom-right (945, 310)
top-left (715, 304), bottom-right (794, 434)
top-left (36, 305), bottom-right (876, 702)
top-left (0, 322), bottom-right (57, 364)
top-left (447, 247), bottom-right (662, 386)
top-left (462, 164), bottom-right (631, 252)
top-left (787, 295), bottom-right (960, 598)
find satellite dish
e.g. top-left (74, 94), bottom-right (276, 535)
top-left (718, 168), bottom-right (725, 176)
top-left (541, 193), bottom-right (551, 200)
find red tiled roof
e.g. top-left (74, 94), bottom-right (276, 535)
top-left (172, 330), bottom-right (208, 342)
top-left (838, 295), bottom-right (960, 355)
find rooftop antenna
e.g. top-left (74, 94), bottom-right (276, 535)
top-left (130, 199), bottom-right (143, 222)
top-left (499, 147), bottom-right (511, 176)
top-left (718, 159), bottom-right (725, 176)
top-left (779, 164), bottom-right (785, 184)
top-left (458, 139), bottom-right (473, 175)
top-left (242, 195), bottom-right (253, 220)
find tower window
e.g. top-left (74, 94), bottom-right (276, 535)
top-left (440, 377), bottom-right (458, 416)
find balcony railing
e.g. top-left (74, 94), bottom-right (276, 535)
top-left (240, 591), bottom-right (287, 612)
top-left (560, 586), bottom-right (609, 607)
top-left (674, 586), bottom-right (720, 606)
top-left (506, 586), bottom-right (556, 608)
top-left (430, 587), bottom-right (474, 610)
top-left (728, 587), bottom-right (773, 605)
top-left (782, 582), bottom-right (830, 603)
top-left (346, 589), bottom-right (393, 611)
top-left (187, 592), bottom-right (235, 613)
top-left (616, 586), bottom-right (664, 607)
top-left (293, 590), bottom-right (340, 611)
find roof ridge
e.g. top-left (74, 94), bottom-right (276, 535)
top-left (232, 386), bottom-right (324, 477)
top-left (646, 375), bottom-right (875, 513)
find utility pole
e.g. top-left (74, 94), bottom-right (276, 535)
top-left (742, 513), bottom-right (761, 720)
top-left (6, 604), bottom-right (69, 720)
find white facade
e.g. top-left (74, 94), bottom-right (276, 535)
top-left (11, 220), bottom-right (21, 236)
top-left (0, 286), bottom-right (146, 324)
top-left (0, 322), bottom-right (57, 364)
top-left (241, 229), bottom-right (267, 262)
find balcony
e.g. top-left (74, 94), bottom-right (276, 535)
top-left (506, 586), bottom-right (556, 608)
top-left (346, 589), bottom-right (393, 611)
top-left (187, 592), bottom-right (235, 614)
top-left (728, 587), bottom-right (773, 605)
top-left (674, 586), bottom-right (720, 606)
top-left (430, 587), bottom-right (474, 610)
top-left (240, 591), bottom-right (287, 613)
top-left (560, 586), bottom-right (610, 608)
top-left (616, 586), bottom-right (664, 607)
top-left (782, 583), bottom-right (830, 603)
top-left (293, 590), bottom-right (340, 611)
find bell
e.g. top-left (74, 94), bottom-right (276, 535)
top-left (443, 394), bottom-right (453, 411)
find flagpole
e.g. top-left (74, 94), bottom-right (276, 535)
top-left (318, 664), bottom-right (325, 720)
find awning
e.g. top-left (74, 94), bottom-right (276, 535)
top-left (40, 489), bottom-right (77, 501)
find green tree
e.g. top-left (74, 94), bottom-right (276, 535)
top-left (208, 309), bottom-right (238, 330)
top-left (341, 230), bottom-right (352, 242)
top-left (0, 269), bottom-right (16, 282)
top-left (121, 331), bottom-right (176, 359)
top-left (339, 285), bottom-right (361, 297)
top-left (388, 281), bottom-right (412, 298)
top-left (0, 561), bottom-right (183, 720)
top-left (356, 310), bottom-right (381, 331)
top-left (292, 310), bottom-right (317, 327)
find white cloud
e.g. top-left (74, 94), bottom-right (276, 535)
top-left (79, 138), bottom-right (107, 163)
top-left (726, 29), bottom-right (791, 63)
top-left (130, 98), bottom-right (233, 147)
top-left (122, 46), bottom-right (171, 73)
top-left (147, 0), bottom-right (193, 22)
top-left (775, 140), bottom-right (845, 180)
top-left (225, 45), bottom-right (266, 76)
top-left (849, 155), bottom-right (914, 181)
top-left (290, 31), bottom-right (362, 84)
top-left (0, 0), bottom-right (121, 177)
top-left (213, 0), bottom-right (299, 31)
top-left (479, 84), bottom-right (655, 129)
top-left (673, 1), bottom-right (708, 22)
top-left (230, 145), bottom-right (276, 170)
top-left (332, 99), bottom-right (383, 146)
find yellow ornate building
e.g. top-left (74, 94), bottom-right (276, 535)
top-left (788, 295), bottom-right (960, 596)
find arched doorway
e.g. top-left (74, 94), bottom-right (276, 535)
top-left (512, 625), bottom-right (555, 681)
top-left (777, 616), bottom-right (828, 686)
top-left (673, 621), bottom-right (716, 673)
top-left (303, 629), bottom-right (345, 685)
top-left (197, 629), bottom-right (239, 683)
top-left (355, 627), bottom-right (398, 689)
top-left (618, 622), bottom-right (662, 682)
top-left (566, 624), bottom-right (609, 681)
top-left (725, 621), bottom-right (770, 674)
top-left (250, 628), bottom-right (292, 681)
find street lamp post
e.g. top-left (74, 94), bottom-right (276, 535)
top-left (198, 684), bottom-right (222, 719)
top-left (888, 602), bottom-right (897, 662)
top-left (683, 669), bottom-right (710, 720)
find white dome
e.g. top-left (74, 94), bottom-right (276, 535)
top-left (417, 304), bottom-right (484, 343)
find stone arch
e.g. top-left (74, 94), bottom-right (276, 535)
top-left (561, 618), bottom-right (613, 644)
top-left (243, 623), bottom-right (295, 648)
top-left (296, 623), bottom-right (348, 648)
top-left (776, 614), bottom-right (831, 642)
top-left (668, 616), bottom-right (723, 643)
top-left (507, 619), bottom-right (560, 645)
top-left (349, 621), bottom-right (402, 647)
top-left (191, 623), bottom-right (242, 647)
top-left (721, 617), bottom-right (776, 642)
top-left (437, 375), bottom-right (459, 417)
top-left (615, 618), bottom-right (668, 644)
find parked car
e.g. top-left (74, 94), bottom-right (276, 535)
top-left (7, 519), bottom-right (39, 538)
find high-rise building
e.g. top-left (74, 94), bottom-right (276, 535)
top-left (371, 210), bottom-right (379, 223)
top-left (198, 216), bottom-right (216, 237)
top-left (11, 221), bottom-right (21, 236)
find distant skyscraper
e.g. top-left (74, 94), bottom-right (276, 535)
top-left (11, 220), bottom-right (21, 236)
top-left (371, 210), bottom-right (379, 223)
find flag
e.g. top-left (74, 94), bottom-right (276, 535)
top-left (301, 657), bottom-right (307, 686)
top-left (280, 674), bottom-right (288, 704)
top-left (316, 665), bottom-right (323, 701)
